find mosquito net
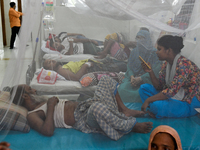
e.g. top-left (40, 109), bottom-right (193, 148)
top-left (0, 0), bottom-right (200, 149)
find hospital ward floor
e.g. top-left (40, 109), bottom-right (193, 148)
top-left (0, 42), bottom-right (33, 85)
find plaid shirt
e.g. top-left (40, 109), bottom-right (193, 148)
top-left (73, 76), bottom-right (136, 140)
top-left (159, 56), bottom-right (200, 104)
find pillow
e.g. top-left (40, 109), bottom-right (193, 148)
top-left (80, 71), bottom-right (125, 87)
top-left (0, 109), bottom-right (30, 133)
top-left (37, 68), bottom-right (58, 84)
top-left (0, 91), bottom-right (30, 133)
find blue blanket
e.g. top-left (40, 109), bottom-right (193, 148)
top-left (0, 103), bottom-right (200, 150)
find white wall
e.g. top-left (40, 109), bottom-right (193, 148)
top-left (44, 6), bottom-right (131, 42)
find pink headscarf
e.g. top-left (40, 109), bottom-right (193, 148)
top-left (148, 125), bottom-right (182, 150)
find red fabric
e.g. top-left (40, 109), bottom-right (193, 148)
top-left (46, 40), bottom-right (57, 51)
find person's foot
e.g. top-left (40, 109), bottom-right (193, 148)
top-left (91, 40), bottom-right (98, 46)
top-left (123, 109), bottom-right (145, 117)
top-left (94, 54), bottom-right (107, 59)
top-left (132, 122), bottom-right (153, 133)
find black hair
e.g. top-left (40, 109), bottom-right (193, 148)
top-left (157, 35), bottom-right (184, 54)
top-left (10, 2), bottom-right (16, 8)
top-left (10, 85), bottom-right (25, 107)
top-left (49, 38), bottom-right (54, 48)
top-left (140, 27), bottom-right (149, 32)
top-left (156, 132), bottom-right (178, 150)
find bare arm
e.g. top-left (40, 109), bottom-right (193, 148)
top-left (57, 64), bottom-right (89, 81)
top-left (141, 92), bottom-right (168, 112)
top-left (125, 41), bottom-right (136, 48)
top-left (27, 97), bottom-right (58, 136)
top-left (67, 33), bottom-right (85, 37)
top-left (73, 38), bottom-right (97, 45)
top-left (63, 41), bottom-right (74, 55)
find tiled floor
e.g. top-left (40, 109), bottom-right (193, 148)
top-left (0, 43), bottom-right (33, 87)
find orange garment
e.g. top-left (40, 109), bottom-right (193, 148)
top-left (9, 8), bottom-right (23, 28)
top-left (148, 125), bottom-right (182, 150)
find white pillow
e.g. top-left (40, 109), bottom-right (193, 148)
top-left (35, 68), bottom-right (66, 81)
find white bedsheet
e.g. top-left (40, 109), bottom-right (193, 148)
top-left (30, 74), bottom-right (96, 94)
top-left (43, 53), bottom-right (95, 62)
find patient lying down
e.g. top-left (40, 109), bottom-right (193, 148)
top-left (43, 58), bottom-right (127, 81)
top-left (11, 76), bottom-right (153, 140)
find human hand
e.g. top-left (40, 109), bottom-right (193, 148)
top-left (130, 76), bottom-right (142, 87)
top-left (67, 37), bottom-right (74, 43)
top-left (0, 142), bottom-right (11, 150)
top-left (47, 96), bottom-right (59, 106)
top-left (141, 100), bottom-right (150, 112)
top-left (141, 62), bottom-right (152, 73)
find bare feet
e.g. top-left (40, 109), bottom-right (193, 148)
top-left (123, 109), bottom-right (145, 117)
top-left (132, 122), bottom-right (153, 133)
top-left (91, 40), bottom-right (98, 46)
top-left (94, 54), bottom-right (106, 59)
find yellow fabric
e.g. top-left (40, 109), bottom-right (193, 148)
top-left (62, 59), bottom-right (102, 73)
top-left (105, 33), bottom-right (125, 49)
top-left (9, 8), bottom-right (23, 28)
top-left (62, 59), bottom-right (89, 74)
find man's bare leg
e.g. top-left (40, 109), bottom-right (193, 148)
top-left (115, 92), bottom-right (145, 117)
top-left (132, 122), bottom-right (153, 133)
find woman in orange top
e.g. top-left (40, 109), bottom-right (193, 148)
top-left (9, 2), bottom-right (23, 49)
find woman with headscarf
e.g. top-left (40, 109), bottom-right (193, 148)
top-left (118, 29), bottom-right (162, 103)
top-left (148, 125), bottom-right (182, 150)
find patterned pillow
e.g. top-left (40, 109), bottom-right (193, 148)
top-left (0, 91), bottom-right (30, 133)
top-left (80, 71), bottom-right (124, 87)
top-left (0, 109), bottom-right (30, 133)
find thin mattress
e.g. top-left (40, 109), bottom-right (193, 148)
top-left (1, 103), bottom-right (200, 150)
top-left (30, 74), bottom-right (96, 94)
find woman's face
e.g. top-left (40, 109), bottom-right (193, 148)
top-left (151, 133), bottom-right (176, 150)
top-left (156, 45), bottom-right (167, 61)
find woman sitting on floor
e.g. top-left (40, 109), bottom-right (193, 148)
top-left (117, 29), bottom-right (162, 103)
top-left (140, 35), bottom-right (200, 118)
top-left (148, 125), bottom-right (182, 150)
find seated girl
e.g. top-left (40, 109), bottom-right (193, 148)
top-left (140, 35), bottom-right (200, 118)
top-left (117, 29), bottom-right (162, 103)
